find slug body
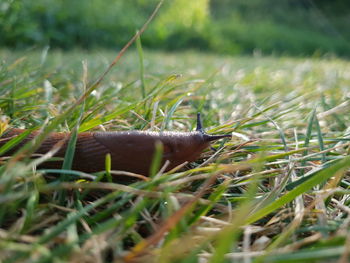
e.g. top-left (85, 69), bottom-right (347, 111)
top-left (0, 114), bottom-right (230, 175)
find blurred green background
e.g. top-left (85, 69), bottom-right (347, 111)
top-left (1, 0), bottom-right (349, 57)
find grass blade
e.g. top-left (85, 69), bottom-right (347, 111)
top-left (136, 32), bottom-right (146, 99)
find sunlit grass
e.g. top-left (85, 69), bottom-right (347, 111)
top-left (0, 49), bottom-right (349, 262)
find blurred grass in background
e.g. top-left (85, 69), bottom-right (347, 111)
top-left (1, 0), bottom-right (349, 56)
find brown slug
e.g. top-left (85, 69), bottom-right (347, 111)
top-left (0, 113), bottom-right (231, 175)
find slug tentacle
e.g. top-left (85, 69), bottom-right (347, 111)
top-left (196, 112), bottom-right (204, 133)
top-left (196, 112), bottom-right (231, 142)
top-left (202, 133), bottom-right (232, 142)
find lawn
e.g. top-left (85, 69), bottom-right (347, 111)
top-left (0, 49), bottom-right (350, 262)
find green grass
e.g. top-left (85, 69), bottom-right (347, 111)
top-left (0, 48), bottom-right (350, 262)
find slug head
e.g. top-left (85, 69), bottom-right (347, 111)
top-left (161, 113), bottom-right (231, 166)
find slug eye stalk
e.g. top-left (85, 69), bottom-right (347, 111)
top-left (196, 112), bottom-right (205, 133)
top-left (196, 112), bottom-right (232, 142)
